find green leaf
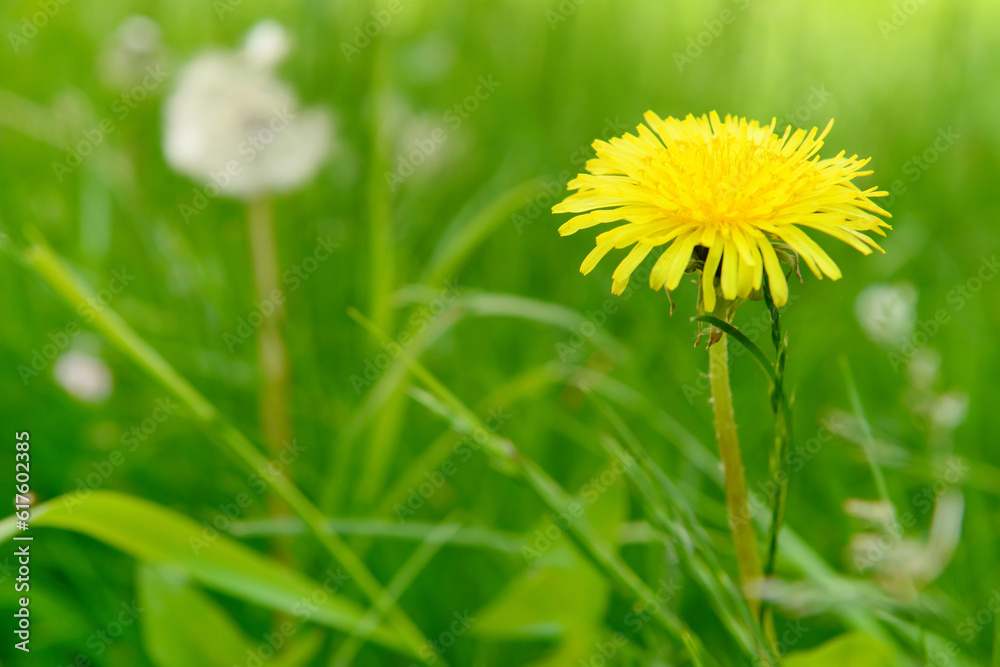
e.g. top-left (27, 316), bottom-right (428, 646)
top-left (229, 517), bottom-right (522, 554)
top-left (330, 521), bottom-right (462, 667)
top-left (457, 291), bottom-right (628, 360)
top-left (474, 560), bottom-right (607, 641)
top-left (693, 314), bottom-right (775, 382)
top-left (270, 629), bottom-right (326, 667)
top-left (138, 565), bottom-right (256, 667)
top-left (138, 565), bottom-right (326, 667)
top-left (0, 492), bottom-right (409, 655)
top-left (424, 179), bottom-right (547, 286)
top-left (527, 626), bottom-right (612, 667)
top-left (783, 632), bottom-right (895, 667)
top-left (473, 479), bottom-right (624, 640)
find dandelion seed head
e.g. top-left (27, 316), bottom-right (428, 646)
top-left (162, 20), bottom-right (332, 198)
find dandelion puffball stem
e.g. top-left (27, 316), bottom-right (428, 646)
top-left (247, 198), bottom-right (294, 455)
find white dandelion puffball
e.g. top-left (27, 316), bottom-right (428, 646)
top-left (163, 20), bottom-right (332, 198)
top-left (854, 283), bottom-right (918, 348)
top-left (54, 351), bottom-right (113, 403)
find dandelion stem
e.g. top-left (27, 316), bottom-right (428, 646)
top-left (708, 334), bottom-right (764, 618)
top-left (247, 197), bottom-right (296, 629)
top-left (247, 197), bottom-right (294, 456)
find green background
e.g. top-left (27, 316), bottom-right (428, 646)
top-left (1, 0), bottom-right (997, 665)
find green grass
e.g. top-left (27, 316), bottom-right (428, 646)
top-left (2, 0), bottom-right (999, 665)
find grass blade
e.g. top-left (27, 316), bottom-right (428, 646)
top-left (330, 520), bottom-right (463, 666)
top-left (229, 517), bottom-right (522, 554)
top-left (347, 305), bottom-right (717, 666)
top-left (19, 235), bottom-right (438, 663)
top-left (840, 357), bottom-right (895, 517)
top-left (423, 178), bottom-right (546, 286)
top-left (0, 493), bottom-right (407, 653)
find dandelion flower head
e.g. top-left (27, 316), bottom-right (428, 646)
top-left (553, 111), bottom-right (891, 310)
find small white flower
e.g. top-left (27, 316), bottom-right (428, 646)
top-left (855, 283), bottom-right (918, 348)
top-left (929, 391), bottom-right (969, 431)
top-left (843, 498), bottom-right (896, 527)
top-left (906, 347), bottom-right (941, 390)
top-left (849, 490), bottom-right (963, 599)
top-left (243, 20), bottom-right (290, 69)
top-left (54, 351), bottom-right (113, 403)
top-left (163, 20), bottom-right (332, 198)
top-left (99, 15), bottom-right (166, 91)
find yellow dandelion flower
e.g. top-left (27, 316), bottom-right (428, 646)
top-left (552, 111), bottom-right (891, 310)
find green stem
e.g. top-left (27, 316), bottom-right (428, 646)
top-left (246, 198), bottom-right (293, 455)
top-left (246, 198), bottom-right (296, 588)
top-left (708, 335), bottom-right (764, 618)
top-left (761, 281), bottom-right (790, 650)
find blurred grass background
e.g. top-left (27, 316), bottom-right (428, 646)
top-left (1, 0), bottom-right (998, 665)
